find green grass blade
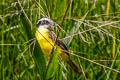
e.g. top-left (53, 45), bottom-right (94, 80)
top-left (63, 12), bottom-right (88, 46)
top-left (20, 13), bottom-right (33, 39)
top-left (33, 41), bottom-right (46, 80)
top-left (106, 50), bottom-right (118, 80)
top-left (20, 13), bottom-right (46, 80)
top-left (17, 2), bottom-right (46, 79)
top-left (46, 47), bottom-right (59, 79)
top-left (20, 13), bottom-right (46, 79)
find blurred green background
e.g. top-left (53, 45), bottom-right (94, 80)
top-left (0, 0), bottom-right (120, 80)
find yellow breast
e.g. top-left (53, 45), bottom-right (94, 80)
top-left (35, 28), bottom-right (54, 57)
top-left (35, 28), bottom-right (69, 61)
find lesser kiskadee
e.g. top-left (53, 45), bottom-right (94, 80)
top-left (35, 17), bottom-right (81, 74)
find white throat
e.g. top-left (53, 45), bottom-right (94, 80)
top-left (38, 25), bottom-right (49, 29)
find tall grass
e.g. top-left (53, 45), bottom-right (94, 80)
top-left (0, 0), bottom-right (120, 80)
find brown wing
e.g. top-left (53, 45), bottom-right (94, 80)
top-left (49, 31), bottom-right (69, 55)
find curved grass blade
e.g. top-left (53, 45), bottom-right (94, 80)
top-left (46, 47), bottom-right (59, 79)
top-left (33, 41), bottom-right (46, 80)
top-left (17, 2), bottom-right (46, 79)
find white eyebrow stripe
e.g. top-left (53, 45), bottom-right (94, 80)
top-left (37, 18), bottom-right (53, 24)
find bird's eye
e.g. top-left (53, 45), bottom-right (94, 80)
top-left (46, 21), bottom-right (49, 24)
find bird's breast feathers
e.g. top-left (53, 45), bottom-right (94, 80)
top-left (35, 28), bottom-right (62, 57)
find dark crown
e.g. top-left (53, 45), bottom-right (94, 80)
top-left (37, 20), bottom-right (50, 28)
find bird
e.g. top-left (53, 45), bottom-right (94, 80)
top-left (35, 17), bottom-right (82, 74)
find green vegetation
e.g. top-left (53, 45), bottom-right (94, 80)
top-left (0, 0), bottom-right (120, 80)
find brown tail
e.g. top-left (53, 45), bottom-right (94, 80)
top-left (66, 59), bottom-right (82, 74)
